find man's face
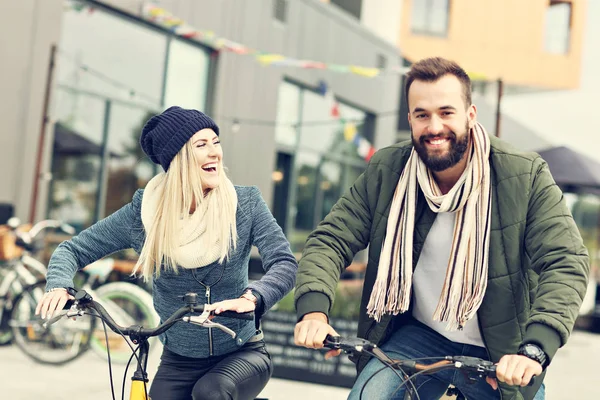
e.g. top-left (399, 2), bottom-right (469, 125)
top-left (408, 74), bottom-right (476, 172)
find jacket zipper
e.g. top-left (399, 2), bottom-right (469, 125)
top-left (477, 317), bottom-right (502, 400)
top-left (206, 286), bottom-right (213, 356)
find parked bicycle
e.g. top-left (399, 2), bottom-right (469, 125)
top-left (0, 218), bottom-right (75, 345)
top-left (323, 335), bottom-right (535, 400)
top-left (45, 288), bottom-right (255, 400)
top-left (2, 217), bottom-right (158, 364)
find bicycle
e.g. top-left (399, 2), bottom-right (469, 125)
top-left (4, 217), bottom-right (158, 364)
top-left (45, 288), bottom-right (256, 400)
top-left (323, 335), bottom-right (535, 400)
top-left (0, 217), bottom-right (76, 345)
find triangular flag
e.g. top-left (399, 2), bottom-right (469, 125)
top-left (366, 146), bottom-right (376, 161)
top-left (357, 138), bottom-right (371, 158)
top-left (257, 54), bottom-right (286, 65)
top-left (344, 123), bottom-right (357, 142)
top-left (350, 66), bottom-right (380, 78)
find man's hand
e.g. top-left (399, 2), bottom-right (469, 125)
top-left (294, 312), bottom-right (341, 360)
top-left (486, 354), bottom-right (543, 389)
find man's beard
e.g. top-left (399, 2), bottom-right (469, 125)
top-left (412, 122), bottom-right (470, 172)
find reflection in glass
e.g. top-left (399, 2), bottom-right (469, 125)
top-left (274, 81), bottom-right (372, 254)
top-left (48, 91), bottom-right (107, 231)
top-left (58, 5), bottom-right (166, 106)
top-left (105, 105), bottom-right (158, 217)
top-left (275, 82), bottom-right (301, 147)
top-left (164, 38), bottom-right (210, 110)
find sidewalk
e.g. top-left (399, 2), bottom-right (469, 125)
top-left (1, 330), bottom-right (600, 399)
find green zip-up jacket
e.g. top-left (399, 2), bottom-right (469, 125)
top-left (294, 136), bottom-right (589, 400)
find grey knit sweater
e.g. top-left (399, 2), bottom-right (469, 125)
top-left (45, 186), bottom-right (298, 358)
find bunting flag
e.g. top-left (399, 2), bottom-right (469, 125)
top-left (319, 80), bottom-right (377, 162)
top-left (136, 4), bottom-right (488, 81)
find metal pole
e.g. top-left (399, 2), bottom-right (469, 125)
top-left (495, 78), bottom-right (503, 138)
top-left (159, 35), bottom-right (172, 109)
top-left (95, 100), bottom-right (112, 222)
top-left (29, 44), bottom-right (57, 223)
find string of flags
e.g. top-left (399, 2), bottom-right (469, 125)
top-left (318, 81), bottom-right (376, 162)
top-left (66, 2), bottom-right (488, 81)
top-left (137, 4), bottom-right (489, 80)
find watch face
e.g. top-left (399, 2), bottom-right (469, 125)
top-left (525, 344), bottom-right (542, 357)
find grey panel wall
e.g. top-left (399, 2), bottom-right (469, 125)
top-left (101, 0), bottom-right (402, 205)
top-left (0, 0), bottom-right (64, 221)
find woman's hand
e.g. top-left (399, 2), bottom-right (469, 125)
top-left (205, 298), bottom-right (256, 315)
top-left (35, 288), bottom-right (74, 319)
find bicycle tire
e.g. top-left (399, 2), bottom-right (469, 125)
top-left (9, 281), bottom-right (96, 365)
top-left (90, 281), bottom-right (159, 363)
top-left (0, 310), bottom-right (13, 345)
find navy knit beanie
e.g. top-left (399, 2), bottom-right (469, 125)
top-left (140, 106), bottom-right (220, 171)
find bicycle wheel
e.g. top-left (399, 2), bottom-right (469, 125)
top-left (90, 281), bottom-right (159, 363)
top-left (0, 308), bottom-right (13, 345)
top-left (9, 281), bottom-right (95, 365)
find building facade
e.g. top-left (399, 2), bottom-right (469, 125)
top-left (1, 0), bottom-right (402, 259)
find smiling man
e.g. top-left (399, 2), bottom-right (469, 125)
top-left (293, 57), bottom-right (589, 400)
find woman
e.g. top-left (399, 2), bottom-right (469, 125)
top-left (36, 106), bottom-right (298, 400)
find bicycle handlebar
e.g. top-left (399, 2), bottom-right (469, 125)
top-left (323, 335), bottom-right (536, 387)
top-left (44, 289), bottom-right (254, 341)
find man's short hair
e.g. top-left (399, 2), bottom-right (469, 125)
top-left (405, 57), bottom-right (472, 109)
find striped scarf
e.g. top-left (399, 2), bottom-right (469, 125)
top-left (367, 122), bottom-right (492, 330)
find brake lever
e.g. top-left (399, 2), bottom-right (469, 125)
top-left (183, 310), bottom-right (237, 339)
top-left (42, 303), bottom-right (86, 329)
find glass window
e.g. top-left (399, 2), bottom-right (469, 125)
top-left (164, 38), bottom-right (211, 110)
top-left (298, 90), bottom-right (340, 153)
top-left (275, 82), bottom-right (301, 147)
top-left (273, 0), bottom-right (288, 23)
top-left (57, 3), bottom-right (167, 106)
top-left (330, 0), bottom-right (363, 20)
top-left (104, 104), bottom-right (159, 217)
top-left (544, 1), bottom-right (572, 54)
top-left (274, 81), bottom-right (374, 254)
top-left (48, 89), bottom-right (107, 231)
top-left (411, 0), bottom-right (450, 37)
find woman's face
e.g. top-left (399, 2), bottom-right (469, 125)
top-left (191, 128), bottom-right (222, 190)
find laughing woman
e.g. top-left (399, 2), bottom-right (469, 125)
top-left (36, 106), bottom-right (298, 400)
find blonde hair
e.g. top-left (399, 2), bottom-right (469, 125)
top-left (134, 141), bottom-right (238, 281)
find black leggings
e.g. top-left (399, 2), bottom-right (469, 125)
top-left (149, 340), bottom-right (272, 400)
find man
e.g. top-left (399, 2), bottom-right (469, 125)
top-left (293, 57), bottom-right (589, 400)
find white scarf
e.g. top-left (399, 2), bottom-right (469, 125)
top-left (367, 122), bottom-right (492, 330)
top-left (140, 173), bottom-right (237, 268)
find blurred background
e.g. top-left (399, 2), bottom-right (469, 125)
top-left (1, 0), bottom-right (600, 399)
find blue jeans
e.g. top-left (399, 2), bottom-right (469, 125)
top-left (348, 320), bottom-right (545, 400)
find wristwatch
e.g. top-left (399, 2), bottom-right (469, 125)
top-left (240, 289), bottom-right (258, 305)
top-left (517, 343), bottom-right (549, 369)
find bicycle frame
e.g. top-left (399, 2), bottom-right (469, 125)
top-left (129, 339), bottom-right (151, 400)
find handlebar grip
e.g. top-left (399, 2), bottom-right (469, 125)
top-left (324, 334), bottom-right (341, 349)
top-left (43, 313), bottom-right (64, 329)
top-left (217, 311), bottom-right (255, 321)
top-left (487, 365), bottom-right (536, 387)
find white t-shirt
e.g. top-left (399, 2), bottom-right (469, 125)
top-left (412, 212), bottom-right (485, 348)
